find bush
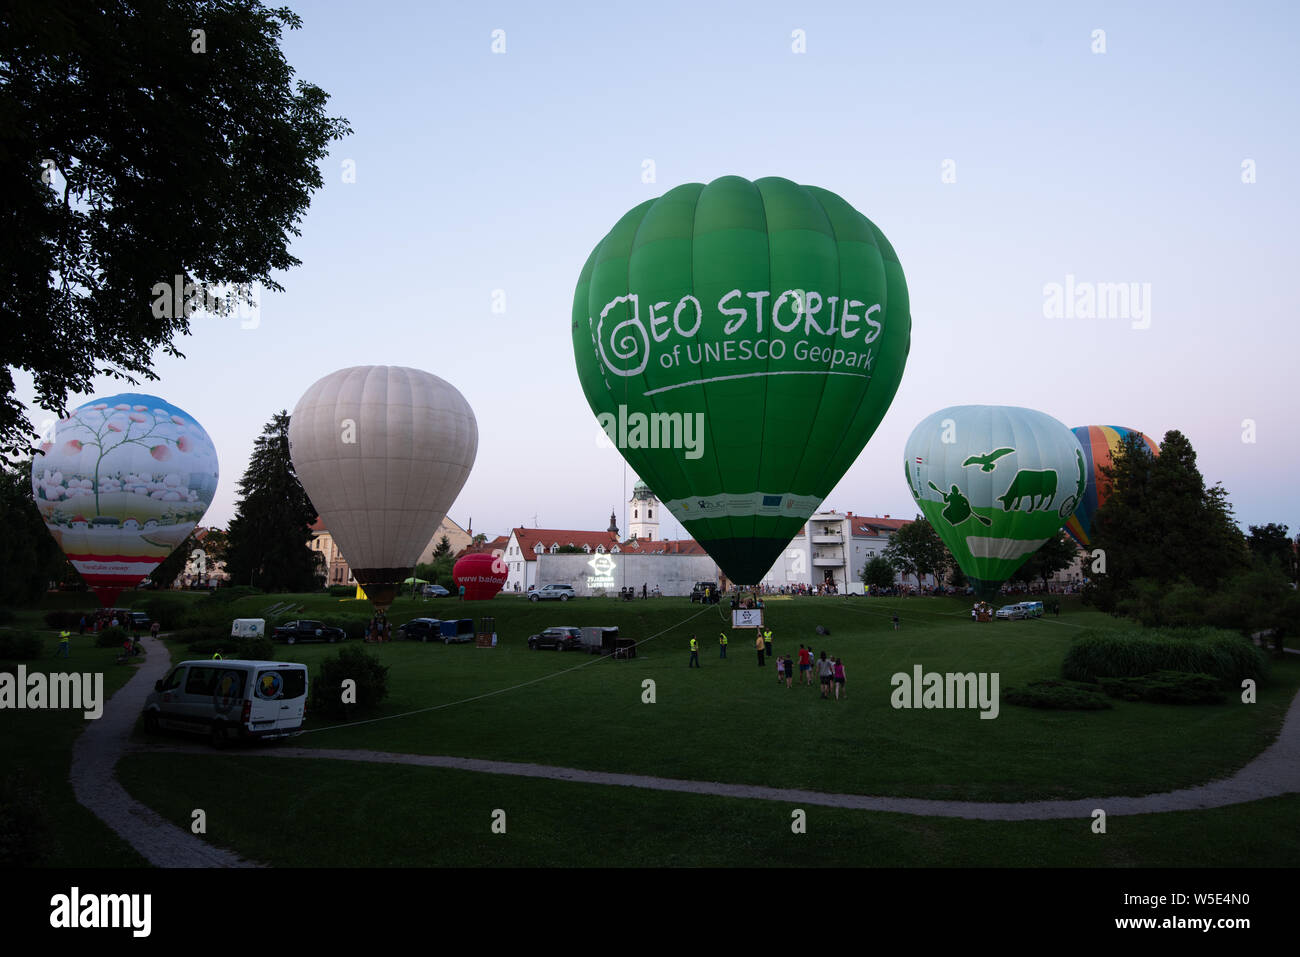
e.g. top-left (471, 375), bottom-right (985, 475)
top-left (43, 609), bottom-right (84, 629)
top-left (169, 625), bottom-right (233, 645)
top-left (1063, 627), bottom-right (1267, 686)
top-left (96, 626), bottom-right (129, 649)
top-left (141, 595), bottom-right (200, 629)
top-left (0, 771), bottom-right (53, 866)
top-left (1003, 679), bottom-right (1112, 710)
top-left (0, 630), bottom-right (45, 660)
top-left (1097, 671), bottom-right (1227, 705)
top-left (197, 585), bottom-right (264, 605)
top-left (326, 585), bottom-right (353, 597)
top-left (235, 637), bottom-right (275, 660)
top-left (309, 646), bottom-right (390, 719)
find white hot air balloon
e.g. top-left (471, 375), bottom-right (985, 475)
top-left (288, 366), bottom-right (478, 614)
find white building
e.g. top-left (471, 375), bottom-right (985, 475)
top-left (762, 511), bottom-right (938, 593)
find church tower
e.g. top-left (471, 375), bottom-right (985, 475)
top-left (628, 480), bottom-right (660, 542)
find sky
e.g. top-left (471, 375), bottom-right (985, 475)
top-left (14, 0), bottom-right (1300, 541)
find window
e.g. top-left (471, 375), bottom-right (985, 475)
top-left (648, 509), bottom-right (653, 519)
top-left (550, 544), bottom-right (558, 554)
top-left (162, 667), bottom-right (186, 692)
top-left (185, 667), bottom-right (220, 696)
top-left (633, 508), bottom-right (638, 518)
top-left (596, 545), bottom-right (604, 554)
top-left (583, 544), bottom-right (590, 553)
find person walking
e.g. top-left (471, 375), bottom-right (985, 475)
top-left (799, 644), bottom-right (813, 686)
top-left (58, 630), bottom-right (71, 658)
top-left (78, 615), bottom-right (86, 636)
top-left (718, 632), bottom-right (728, 659)
top-left (755, 632), bottom-right (766, 666)
top-left (762, 626), bottom-right (773, 659)
top-left (776, 655), bottom-right (786, 684)
top-left (150, 620), bottom-right (160, 640)
top-left (784, 657), bottom-right (795, 689)
top-left (891, 614), bottom-right (900, 630)
top-left (833, 657), bottom-right (846, 700)
top-left (688, 634), bottom-right (700, 668)
top-left (816, 652), bottom-right (834, 699)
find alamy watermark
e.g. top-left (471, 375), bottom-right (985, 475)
top-left (890, 665), bottom-right (1000, 719)
top-left (1, 667), bottom-right (102, 719)
top-left (1043, 274), bottom-right (1151, 329)
top-left (596, 404), bottom-right (705, 460)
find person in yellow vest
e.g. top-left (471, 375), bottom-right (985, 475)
top-left (763, 627), bottom-right (773, 658)
top-left (688, 634), bottom-right (700, 668)
top-left (212, 650), bottom-right (223, 660)
top-left (755, 631), bottom-right (765, 666)
top-left (718, 632), bottom-right (728, 659)
top-left (58, 630), bottom-right (71, 658)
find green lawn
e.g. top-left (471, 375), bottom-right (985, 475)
top-left (146, 594), bottom-right (1298, 803)
top-left (10, 590), bottom-right (1296, 867)
top-left (115, 753), bottom-right (1300, 867)
top-left (0, 634), bottom-right (147, 867)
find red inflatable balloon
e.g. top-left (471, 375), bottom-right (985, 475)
top-left (453, 552), bottom-right (507, 601)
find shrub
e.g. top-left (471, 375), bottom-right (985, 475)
top-left (43, 610), bottom-right (85, 629)
top-left (1003, 679), bottom-right (1112, 710)
top-left (235, 637), bottom-right (275, 660)
top-left (141, 595), bottom-right (200, 629)
top-left (197, 585), bottom-right (264, 605)
top-left (0, 631), bottom-right (45, 660)
top-left (326, 585), bottom-right (353, 597)
top-left (1063, 627), bottom-right (1267, 686)
top-left (169, 625), bottom-right (232, 645)
top-left (308, 646), bottom-right (390, 719)
top-left (185, 639), bottom-right (233, 657)
top-left (1097, 671), bottom-right (1227, 705)
top-left (95, 626), bottom-right (129, 649)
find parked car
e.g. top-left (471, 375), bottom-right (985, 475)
top-left (423, 584), bottom-right (451, 597)
top-left (273, 619), bottom-right (345, 644)
top-left (529, 584), bottom-right (575, 602)
top-left (129, 611), bottom-right (151, 629)
top-left (528, 626), bottom-right (582, 651)
top-left (142, 659), bottom-right (309, 748)
top-left (995, 603), bottom-right (1029, 620)
top-left (398, 618), bottom-right (442, 642)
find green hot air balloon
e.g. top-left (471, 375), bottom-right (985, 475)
top-left (573, 176), bottom-right (911, 584)
top-left (904, 406), bottom-right (1086, 598)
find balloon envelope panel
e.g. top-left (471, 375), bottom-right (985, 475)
top-left (288, 366), bottom-right (478, 609)
top-left (453, 552), bottom-right (507, 601)
top-left (572, 175), bottom-right (910, 584)
top-left (30, 394), bottom-right (220, 604)
top-left (1063, 425), bottom-right (1159, 548)
top-left (904, 406), bottom-right (1084, 592)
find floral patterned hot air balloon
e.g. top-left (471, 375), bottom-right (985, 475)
top-left (30, 394), bottom-right (220, 606)
top-left (1063, 425), bottom-right (1160, 548)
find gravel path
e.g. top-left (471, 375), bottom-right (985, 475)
top-left (136, 681), bottom-right (1300, 823)
top-left (69, 635), bottom-right (259, 867)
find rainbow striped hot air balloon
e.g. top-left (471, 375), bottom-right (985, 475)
top-left (1063, 425), bottom-right (1160, 548)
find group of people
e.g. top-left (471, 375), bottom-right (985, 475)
top-left (687, 629), bottom-right (847, 701)
top-left (366, 616), bottom-right (391, 642)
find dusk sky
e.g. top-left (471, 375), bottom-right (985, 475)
top-left (15, 0), bottom-right (1300, 540)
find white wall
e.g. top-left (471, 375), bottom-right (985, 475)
top-left (534, 553), bottom-right (718, 597)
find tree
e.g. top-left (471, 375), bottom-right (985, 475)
top-left (0, 459), bottom-right (70, 603)
top-left (1086, 430), bottom-right (1248, 612)
top-left (225, 412), bottom-right (320, 591)
top-left (471, 533), bottom-right (487, 545)
top-left (882, 516), bottom-right (949, 591)
top-left (1247, 523), bottom-right (1294, 579)
top-left (860, 554), bottom-right (895, 592)
top-left (148, 530), bottom-right (196, 589)
top-left (1009, 534), bottom-right (1079, 587)
top-left (433, 536), bottom-right (452, 558)
top-left (197, 527), bottom-right (229, 566)
top-left (0, 1), bottom-right (350, 454)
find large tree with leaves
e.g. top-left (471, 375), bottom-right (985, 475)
top-left (1247, 523), bottom-right (1294, 580)
top-left (882, 516), bottom-right (950, 590)
top-left (225, 411), bottom-right (320, 591)
top-left (1009, 533), bottom-right (1080, 588)
top-left (1086, 429), bottom-right (1248, 612)
top-left (0, 459), bottom-right (72, 603)
top-left (0, 1), bottom-right (350, 455)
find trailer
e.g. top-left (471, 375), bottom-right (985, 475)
top-left (439, 618), bottom-right (475, 643)
top-left (231, 618), bottom-right (266, 639)
top-left (581, 626), bottom-right (620, 655)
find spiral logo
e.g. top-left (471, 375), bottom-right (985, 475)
top-left (596, 295), bottom-right (650, 378)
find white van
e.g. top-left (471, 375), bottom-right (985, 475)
top-left (143, 659), bottom-right (309, 748)
top-left (231, 618), bottom-right (266, 639)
